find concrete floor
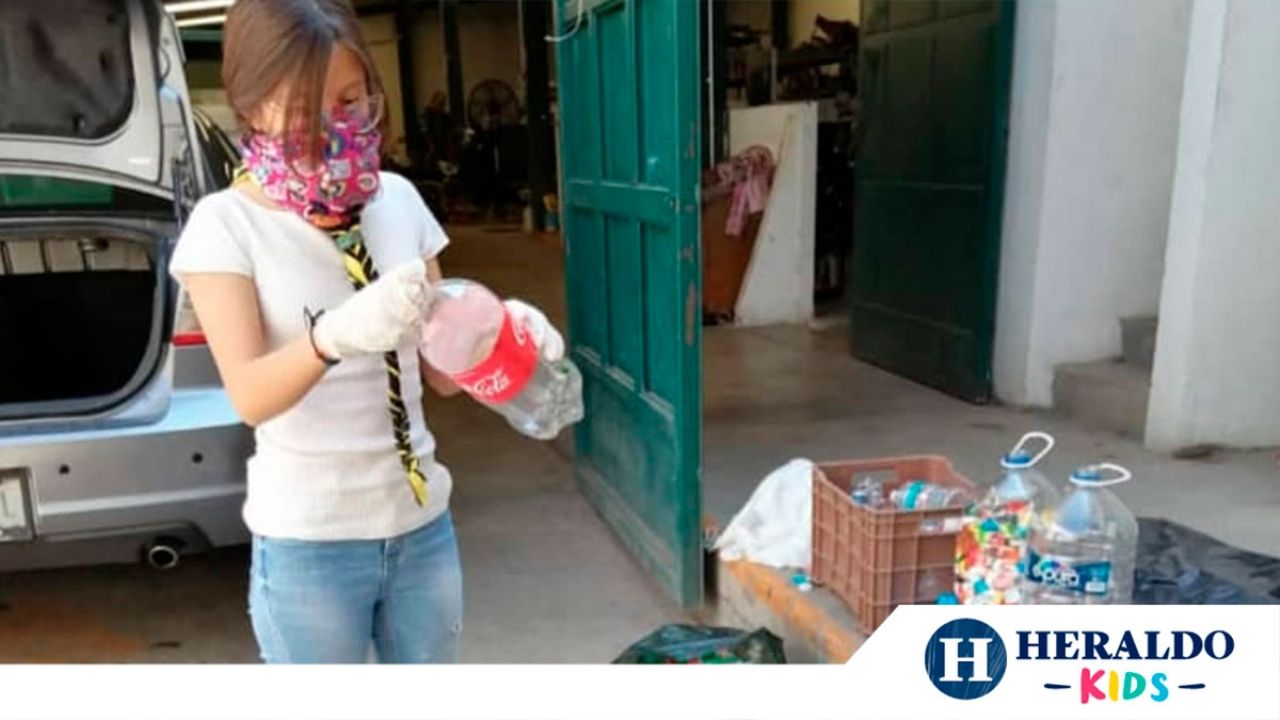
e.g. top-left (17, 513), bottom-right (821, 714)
top-left (3, 225), bottom-right (1277, 664)
top-left (704, 323), bottom-right (1280, 559)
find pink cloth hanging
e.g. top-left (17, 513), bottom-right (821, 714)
top-left (713, 145), bottom-right (774, 237)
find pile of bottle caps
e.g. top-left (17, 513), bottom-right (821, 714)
top-left (954, 499), bottom-right (1035, 604)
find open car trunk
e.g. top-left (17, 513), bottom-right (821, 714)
top-left (0, 220), bottom-right (169, 416)
top-left (0, 0), bottom-right (196, 425)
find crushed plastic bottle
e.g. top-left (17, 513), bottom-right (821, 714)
top-left (419, 279), bottom-right (583, 440)
top-left (1023, 463), bottom-right (1138, 605)
top-left (956, 432), bottom-right (1060, 605)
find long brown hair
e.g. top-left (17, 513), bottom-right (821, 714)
top-left (222, 0), bottom-right (384, 163)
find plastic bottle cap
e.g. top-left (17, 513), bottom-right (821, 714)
top-left (1002, 451), bottom-right (1033, 467)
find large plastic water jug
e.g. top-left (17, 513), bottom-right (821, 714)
top-left (955, 432), bottom-right (1060, 604)
top-left (1023, 463), bottom-right (1138, 604)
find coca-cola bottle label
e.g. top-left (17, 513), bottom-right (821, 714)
top-left (448, 310), bottom-right (538, 404)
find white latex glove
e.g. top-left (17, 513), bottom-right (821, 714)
top-left (313, 258), bottom-right (432, 360)
top-left (504, 299), bottom-right (565, 362)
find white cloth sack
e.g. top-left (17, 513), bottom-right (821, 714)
top-left (713, 459), bottom-right (814, 569)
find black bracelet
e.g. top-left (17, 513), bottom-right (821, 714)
top-left (303, 307), bottom-right (340, 367)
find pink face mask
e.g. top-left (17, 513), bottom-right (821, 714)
top-left (241, 103), bottom-right (382, 224)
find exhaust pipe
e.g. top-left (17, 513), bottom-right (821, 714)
top-left (144, 539), bottom-right (181, 570)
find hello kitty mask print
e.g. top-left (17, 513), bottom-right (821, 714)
top-left (240, 102), bottom-right (382, 226)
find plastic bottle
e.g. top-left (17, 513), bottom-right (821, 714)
top-left (955, 432), bottom-right (1060, 605)
top-left (1023, 463), bottom-right (1138, 605)
top-left (419, 279), bottom-right (583, 440)
top-left (849, 477), bottom-right (886, 508)
top-left (890, 481), bottom-right (968, 510)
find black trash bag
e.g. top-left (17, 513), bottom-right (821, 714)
top-left (1135, 517), bottom-right (1280, 604)
top-left (612, 624), bottom-right (787, 664)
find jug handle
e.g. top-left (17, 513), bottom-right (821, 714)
top-left (1072, 463), bottom-right (1133, 487)
top-left (1004, 431), bottom-right (1055, 468)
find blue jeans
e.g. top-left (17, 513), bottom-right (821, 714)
top-left (248, 511), bottom-right (463, 663)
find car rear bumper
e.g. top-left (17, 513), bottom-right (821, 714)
top-left (0, 388), bottom-right (251, 572)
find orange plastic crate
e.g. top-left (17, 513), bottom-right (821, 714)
top-left (811, 456), bottom-right (974, 634)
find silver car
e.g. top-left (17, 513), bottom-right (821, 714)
top-left (0, 0), bottom-right (251, 572)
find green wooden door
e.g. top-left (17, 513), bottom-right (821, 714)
top-left (553, 0), bottom-right (703, 606)
top-left (850, 0), bottom-right (1015, 402)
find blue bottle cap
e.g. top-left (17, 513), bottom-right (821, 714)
top-left (1071, 467), bottom-right (1103, 482)
top-left (1002, 451), bottom-right (1033, 467)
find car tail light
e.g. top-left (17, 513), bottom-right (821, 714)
top-left (173, 291), bottom-right (206, 347)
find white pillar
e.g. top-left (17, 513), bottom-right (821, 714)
top-left (993, 0), bottom-right (1058, 405)
top-left (1147, 0), bottom-right (1280, 449)
top-left (994, 0), bottom-right (1191, 406)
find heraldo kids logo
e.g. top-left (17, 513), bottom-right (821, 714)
top-left (1021, 629), bottom-right (1233, 704)
top-left (925, 619), bottom-right (1234, 705)
top-left (924, 619), bottom-right (1008, 700)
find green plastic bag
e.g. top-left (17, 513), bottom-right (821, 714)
top-left (612, 624), bottom-right (787, 664)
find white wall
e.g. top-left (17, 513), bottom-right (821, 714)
top-left (993, 0), bottom-right (1057, 406)
top-left (790, 0), bottom-right (860, 47)
top-left (1146, 0), bottom-right (1280, 449)
top-left (994, 0), bottom-right (1192, 406)
top-left (725, 0), bottom-right (861, 48)
top-left (411, 1), bottom-right (523, 110)
top-left (729, 102), bottom-right (818, 327)
top-left (727, 0), bottom-right (772, 36)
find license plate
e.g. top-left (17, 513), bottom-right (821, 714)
top-left (0, 471), bottom-right (33, 542)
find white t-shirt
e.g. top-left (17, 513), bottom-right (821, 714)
top-left (169, 172), bottom-right (452, 541)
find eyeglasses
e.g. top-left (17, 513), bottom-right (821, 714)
top-left (270, 93), bottom-right (384, 176)
top-left (263, 93), bottom-right (385, 139)
top-left (326, 93), bottom-right (385, 135)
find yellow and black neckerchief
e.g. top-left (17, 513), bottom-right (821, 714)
top-left (234, 167), bottom-right (429, 506)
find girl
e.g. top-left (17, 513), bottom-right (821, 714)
top-left (170, 0), bottom-right (559, 663)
